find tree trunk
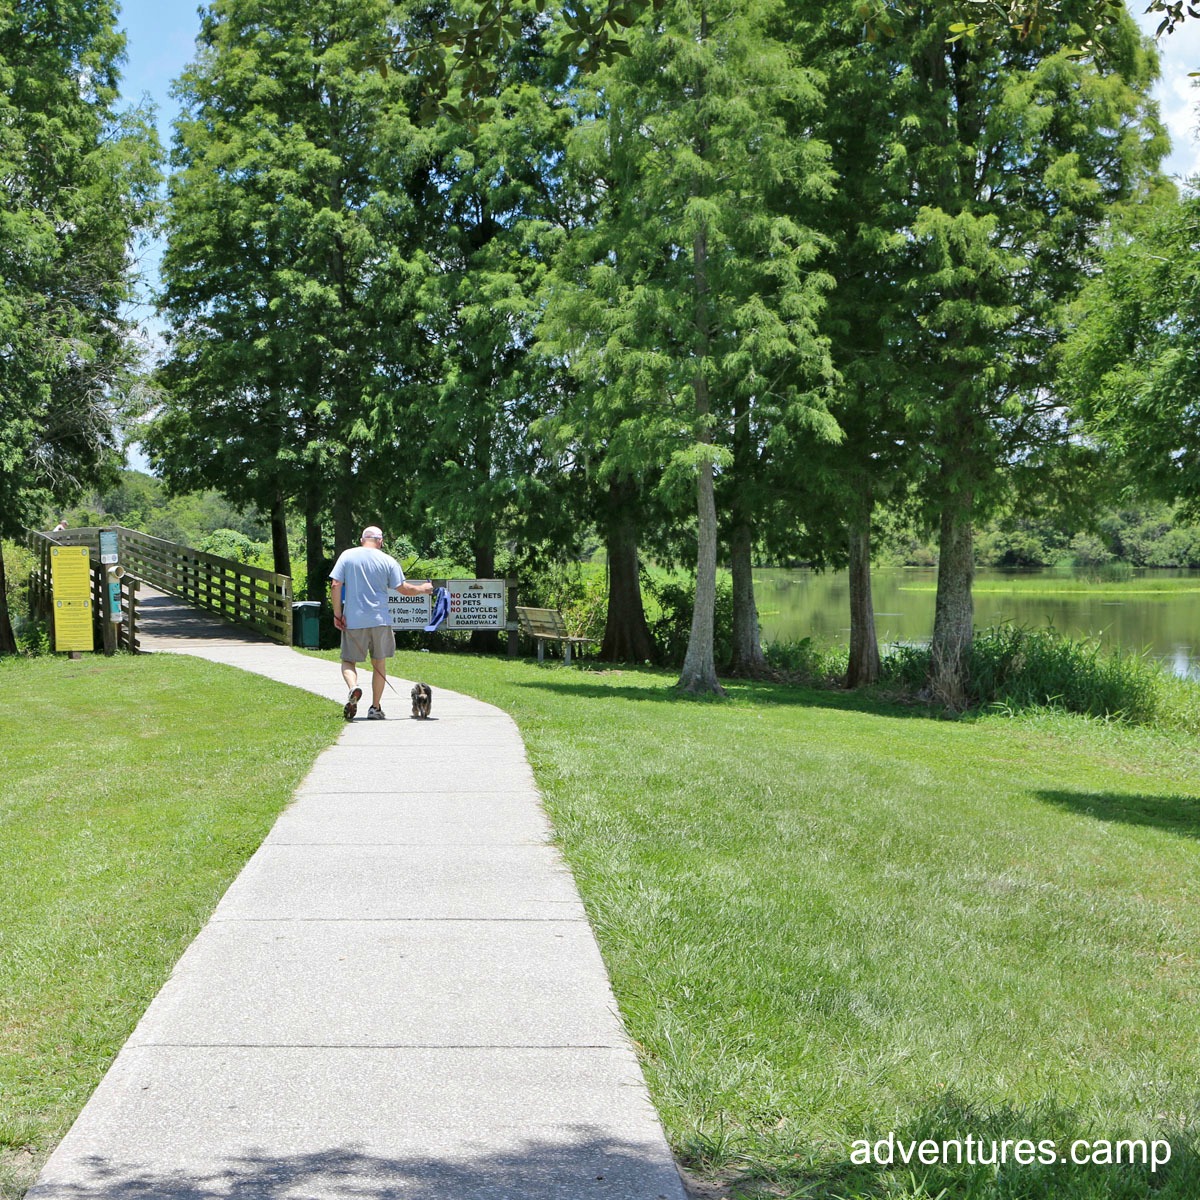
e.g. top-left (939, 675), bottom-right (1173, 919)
top-left (727, 311), bottom-right (764, 676)
top-left (678, 455), bottom-right (725, 695)
top-left (470, 534), bottom-right (500, 653)
top-left (677, 213), bottom-right (724, 696)
top-left (0, 548), bottom-right (17, 654)
top-left (600, 484), bottom-right (657, 663)
top-left (846, 512), bottom-right (881, 688)
top-left (728, 521), bottom-right (765, 675)
top-left (270, 490), bottom-right (291, 579)
top-left (930, 495), bottom-right (975, 708)
top-left (304, 486), bottom-right (325, 602)
top-left (332, 451), bottom-right (355, 555)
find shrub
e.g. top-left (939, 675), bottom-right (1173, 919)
top-left (1, 541), bottom-right (50, 655)
top-left (560, 572), bottom-right (607, 641)
top-left (513, 558), bottom-right (585, 612)
top-left (196, 528), bottom-right (267, 564)
top-left (645, 573), bottom-right (733, 667)
top-left (2, 540), bottom-right (34, 608)
top-left (509, 559), bottom-right (607, 640)
top-left (763, 636), bottom-right (848, 683)
top-left (877, 641), bottom-right (933, 693)
top-left (1142, 525), bottom-right (1200, 567)
top-left (975, 526), bottom-right (1061, 567)
top-left (1066, 532), bottom-right (1113, 569)
top-left (967, 625), bottom-right (1160, 720)
top-left (878, 625), bottom-right (1200, 733)
top-left (15, 617), bottom-right (52, 656)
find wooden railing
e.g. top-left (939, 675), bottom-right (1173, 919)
top-left (27, 530), bottom-right (141, 653)
top-left (115, 527), bottom-right (292, 644)
top-left (29, 526), bottom-right (293, 647)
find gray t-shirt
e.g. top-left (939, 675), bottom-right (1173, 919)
top-left (329, 546), bottom-right (404, 629)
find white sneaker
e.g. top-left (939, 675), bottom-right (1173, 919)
top-left (367, 705), bottom-right (386, 720)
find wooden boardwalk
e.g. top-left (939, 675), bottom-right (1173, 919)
top-left (135, 584), bottom-right (277, 651)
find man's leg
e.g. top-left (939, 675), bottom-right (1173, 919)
top-left (341, 652), bottom-right (362, 720)
top-left (370, 658), bottom-right (387, 709)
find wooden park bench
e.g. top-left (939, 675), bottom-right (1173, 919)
top-left (516, 606), bottom-right (598, 665)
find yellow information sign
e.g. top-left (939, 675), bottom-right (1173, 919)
top-left (50, 546), bottom-right (94, 652)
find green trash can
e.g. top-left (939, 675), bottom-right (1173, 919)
top-left (292, 601), bottom-right (321, 648)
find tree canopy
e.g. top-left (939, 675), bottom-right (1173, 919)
top-left (0, 0), bottom-right (159, 651)
top-left (146, 0), bottom-right (434, 589)
top-left (1060, 188), bottom-right (1200, 513)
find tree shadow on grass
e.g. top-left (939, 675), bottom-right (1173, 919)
top-left (511, 674), bottom-right (945, 720)
top-left (1033, 788), bottom-right (1200, 840)
top-left (687, 1091), bottom-right (1198, 1200)
top-left (27, 1134), bottom-right (684, 1200)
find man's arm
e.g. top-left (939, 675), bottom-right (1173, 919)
top-left (331, 578), bottom-right (347, 630)
top-left (397, 580), bottom-right (434, 596)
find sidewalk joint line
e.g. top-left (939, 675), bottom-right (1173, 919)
top-left (131, 1043), bottom-right (628, 1051)
top-left (208, 916), bottom-right (589, 923)
top-left (262, 842), bottom-right (553, 848)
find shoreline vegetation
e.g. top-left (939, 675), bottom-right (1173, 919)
top-left (897, 577), bottom-right (1200, 596)
top-left (4, 647), bottom-right (1200, 1199)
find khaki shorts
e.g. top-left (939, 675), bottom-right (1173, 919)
top-left (340, 625), bottom-right (396, 663)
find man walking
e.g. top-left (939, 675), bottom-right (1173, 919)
top-left (330, 526), bottom-right (433, 720)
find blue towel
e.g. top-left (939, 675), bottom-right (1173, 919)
top-left (424, 586), bottom-right (450, 632)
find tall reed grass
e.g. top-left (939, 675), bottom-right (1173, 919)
top-left (884, 625), bottom-right (1200, 732)
top-left (763, 634), bottom-right (849, 682)
top-left (768, 625), bottom-right (1200, 734)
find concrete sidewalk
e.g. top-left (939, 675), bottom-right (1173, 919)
top-left (30, 643), bottom-right (685, 1200)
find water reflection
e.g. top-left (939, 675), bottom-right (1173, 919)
top-left (754, 567), bottom-right (1200, 679)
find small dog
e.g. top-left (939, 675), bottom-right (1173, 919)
top-left (411, 683), bottom-right (432, 719)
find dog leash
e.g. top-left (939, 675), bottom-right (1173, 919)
top-left (373, 669), bottom-right (431, 708)
top-left (373, 666), bottom-right (404, 699)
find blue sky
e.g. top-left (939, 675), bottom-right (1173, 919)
top-left (1133, 7), bottom-right (1200, 180)
top-left (117, 0), bottom-right (201, 147)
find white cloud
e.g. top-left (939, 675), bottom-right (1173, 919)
top-left (1135, 8), bottom-right (1200, 184)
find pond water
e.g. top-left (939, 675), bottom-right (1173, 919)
top-left (753, 567), bottom-right (1200, 679)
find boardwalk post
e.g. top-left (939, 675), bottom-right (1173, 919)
top-left (99, 529), bottom-right (120, 656)
top-left (100, 579), bottom-right (116, 655)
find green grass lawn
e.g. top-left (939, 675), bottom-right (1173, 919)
top-left (0, 654), bottom-right (341, 1198)
top-left (375, 650), bottom-right (1200, 1199)
top-left (5, 648), bottom-right (1200, 1200)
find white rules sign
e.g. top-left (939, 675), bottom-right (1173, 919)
top-left (388, 579), bottom-right (506, 632)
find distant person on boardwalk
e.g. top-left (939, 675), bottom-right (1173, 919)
top-left (53, 520), bottom-right (68, 531)
top-left (330, 526), bottom-right (433, 720)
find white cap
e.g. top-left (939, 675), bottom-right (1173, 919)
top-left (361, 526), bottom-right (384, 541)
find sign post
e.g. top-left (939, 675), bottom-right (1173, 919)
top-left (50, 546), bottom-right (94, 655)
top-left (99, 529), bottom-right (123, 654)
